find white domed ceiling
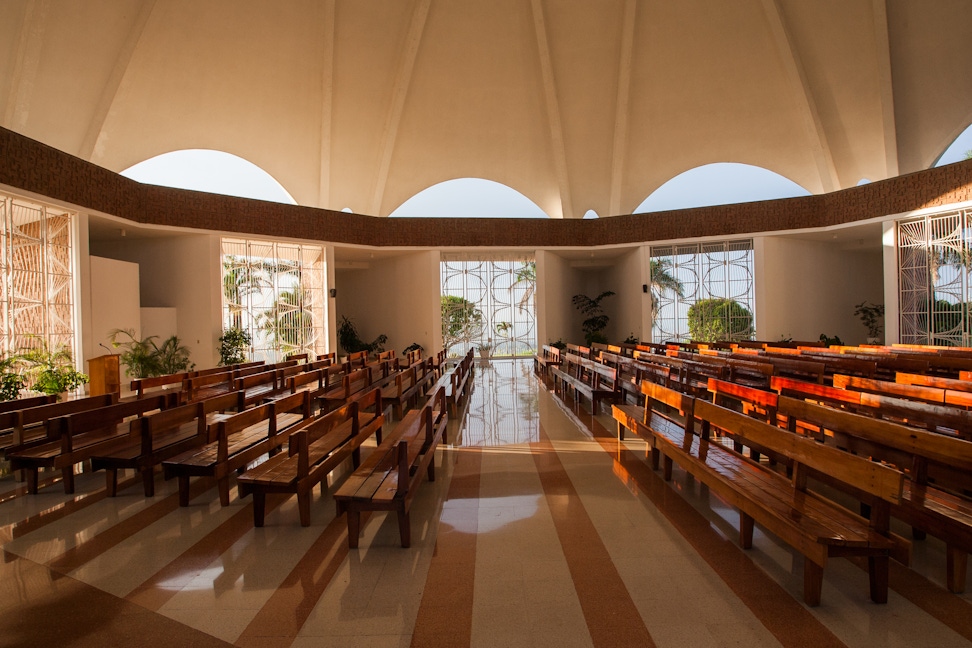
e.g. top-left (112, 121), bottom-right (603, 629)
top-left (1, 0), bottom-right (971, 218)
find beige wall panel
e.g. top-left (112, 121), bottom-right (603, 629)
top-left (88, 255), bottom-right (140, 374)
top-left (602, 248), bottom-right (644, 345)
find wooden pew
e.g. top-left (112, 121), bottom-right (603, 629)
top-left (550, 352), bottom-right (620, 414)
top-left (8, 395), bottom-right (169, 494)
top-left (237, 389), bottom-right (384, 527)
top-left (0, 393), bottom-right (87, 457)
top-left (612, 381), bottom-right (903, 606)
top-left (533, 344), bottom-right (562, 381)
top-left (318, 366), bottom-right (375, 413)
top-left (131, 373), bottom-right (188, 399)
top-left (233, 369), bottom-right (284, 406)
top-left (163, 391), bottom-right (311, 506)
top-left (334, 387), bottom-right (448, 548)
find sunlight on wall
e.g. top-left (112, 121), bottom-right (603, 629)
top-left (635, 163), bottom-right (811, 213)
top-left (120, 149), bottom-right (297, 205)
top-left (389, 178), bottom-right (548, 218)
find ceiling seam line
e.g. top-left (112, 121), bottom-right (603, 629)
top-left (609, 0), bottom-right (637, 217)
top-left (370, 0), bottom-right (431, 216)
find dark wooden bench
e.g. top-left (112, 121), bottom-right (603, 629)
top-left (334, 387), bottom-right (448, 548)
top-left (551, 352), bottom-right (620, 414)
top-left (834, 373), bottom-right (972, 409)
top-left (0, 393), bottom-right (84, 457)
top-left (234, 369), bottom-right (284, 406)
top-left (8, 394), bottom-right (169, 494)
top-left (429, 348), bottom-right (473, 422)
top-left (533, 344), bottom-right (562, 381)
top-left (162, 390), bottom-right (311, 507)
top-left (318, 366), bottom-right (376, 413)
top-left (237, 388), bottom-right (384, 527)
top-left (131, 373), bottom-right (188, 399)
top-left (613, 380), bottom-right (903, 606)
top-left (381, 364), bottom-right (427, 420)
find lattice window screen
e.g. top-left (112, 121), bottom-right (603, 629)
top-left (0, 193), bottom-right (76, 357)
top-left (897, 210), bottom-right (972, 346)
top-left (650, 239), bottom-right (755, 343)
top-left (440, 257), bottom-right (536, 357)
top-left (221, 238), bottom-right (326, 362)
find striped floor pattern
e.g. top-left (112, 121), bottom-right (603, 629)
top-left (1, 358), bottom-right (971, 647)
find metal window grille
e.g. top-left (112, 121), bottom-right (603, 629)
top-left (650, 240), bottom-right (755, 343)
top-left (0, 192), bottom-right (76, 357)
top-left (440, 257), bottom-right (536, 357)
top-left (897, 210), bottom-right (972, 346)
top-left (220, 238), bottom-right (326, 362)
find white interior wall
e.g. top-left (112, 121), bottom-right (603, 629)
top-left (335, 251), bottom-right (439, 357)
top-left (140, 307), bottom-right (178, 341)
top-left (90, 234), bottom-right (222, 368)
top-left (88, 255), bottom-right (140, 375)
top-left (757, 236), bottom-right (885, 345)
top-left (537, 251), bottom-right (574, 346)
top-left (602, 248), bottom-right (646, 345)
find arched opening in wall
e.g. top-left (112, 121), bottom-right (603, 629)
top-left (857, 178), bottom-right (872, 185)
top-left (634, 163), bottom-right (811, 213)
top-left (934, 122), bottom-right (972, 167)
top-left (120, 149), bottom-right (297, 204)
top-left (582, 210), bottom-right (599, 219)
top-left (389, 178), bottom-right (548, 218)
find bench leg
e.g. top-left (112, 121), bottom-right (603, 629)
top-left (25, 468), bottom-right (39, 494)
top-left (427, 457), bottom-right (436, 482)
top-left (217, 476), bottom-right (231, 507)
top-left (178, 475), bottom-right (191, 507)
top-left (662, 455), bottom-right (673, 481)
top-left (62, 466), bottom-right (75, 494)
top-left (803, 559), bottom-right (824, 607)
top-left (739, 512), bottom-right (754, 549)
top-left (351, 447), bottom-right (361, 469)
top-left (298, 491), bottom-right (311, 527)
top-left (252, 492), bottom-right (266, 527)
top-left (105, 469), bottom-right (118, 497)
top-left (142, 467), bottom-right (155, 497)
top-left (617, 421), bottom-right (625, 441)
top-left (868, 554), bottom-right (889, 603)
top-left (398, 508), bottom-right (411, 548)
top-left (947, 543), bottom-right (968, 593)
top-left (912, 526), bottom-right (927, 540)
top-left (650, 446), bottom-right (660, 470)
top-left (347, 509), bottom-right (361, 548)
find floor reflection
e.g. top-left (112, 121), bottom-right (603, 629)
top-left (461, 359), bottom-right (539, 447)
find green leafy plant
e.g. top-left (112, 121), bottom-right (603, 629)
top-left (0, 356), bottom-right (24, 401)
top-left (649, 259), bottom-right (685, 327)
top-left (819, 333), bottom-right (843, 346)
top-left (338, 316), bottom-right (387, 354)
top-left (441, 295), bottom-right (483, 351)
top-left (572, 291), bottom-right (615, 346)
top-left (16, 339), bottom-right (88, 396)
top-left (622, 333), bottom-right (639, 345)
top-left (854, 301), bottom-right (885, 339)
top-left (403, 342), bottom-right (423, 355)
top-left (687, 298), bottom-right (753, 342)
top-left (154, 335), bottom-right (195, 375)
top-left (550, 339), bottom-right (567, 351)
top-left (218, 327), bottom-right (251, 366)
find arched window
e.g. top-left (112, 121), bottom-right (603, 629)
top-left (934, 122), bottom-right (972, 167)
top-left (121, 149), bottom-right (296, 204)
top-left (635, 163), bottom-right (811, 213)
top-left (389, 178), bottom-right (548, 218)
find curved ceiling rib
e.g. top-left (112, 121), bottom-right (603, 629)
top-left (370, 0), bottom-right (431, 216)
top-left (317, 0), bottom-right (336, 208)
top-left (79, 0), bottom-right (157, 162)
top-left (871, 0), bottom-right (898, 178)
top-left (760, 0), bottom-right (838, 193)
top-left (3, 0), bottom-right (50, 131)
top-left (609, 0), bottom-right (637, 217)
top-left (530, 0), bottom-right (571, 220)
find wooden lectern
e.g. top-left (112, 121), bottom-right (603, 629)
top-left (88, 354), bottom-right (121, 397)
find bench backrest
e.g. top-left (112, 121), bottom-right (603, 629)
top-left (131, 373), bottom-right (187, 396)
top-left (343, 367), bottom-right (372, 398)
top-left (693, 398), bottom-right (903, 503)
top-left (896, 371), bottom-right (972, 393)
top-left (292, 401), bottom-right (358, 477)
top-left (185, 372), bottom-right (234, 399)
top-left (0, 393), bottom-right (55, 417)
top-left (285, 352), bottom-right (309, 364)
top-left (136, 401), bottom-right (208, 452)
top-left (235, 369), bottom-right (278, 392)
top-left (706, 378), bottom-right (778, 421)
top-left (18, 393), bottom-right (117, 437)
top-left (833, 373), bottom-right (945, 404)
top-left (290, 368), bottom-right (323, 394)
top-left (53, 394), bottom-right (169, 452)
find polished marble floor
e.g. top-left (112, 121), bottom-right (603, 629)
top-left (1, 358), bottom-right (971, 647)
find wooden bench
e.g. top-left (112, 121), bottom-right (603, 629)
top-left (334, 387), bottom-right (448, 548)
top-left (534, 344), bottom-right (562, 381)
top-left (234, 369), bottom-right (284, 406)
top-left (162, 391), bottom-right (311, 507)
top-left (896, 371), bottom-right (972, 393)
top-left (131, 373), bottom-right (188, 399)
top-left (184, 371), bottom-right (236, 402)
top-left (318, 366), bottom-right (376, 413)
top-left (613, 380), bottom-right (903, 606)
top-left (8, 395), bottom-right (169, 494)
top-left (381, 364), bottom-right (427, 420)
top-left (0, 393), bottom-right (91, 457)
top-left (834, 373), bottom-right (972, 409)
top-left (237, 388), bottom-right (384, 527)
top-left (551, 352), bottom-right (620, 414)
top-left (775, 395), bottom-right (972, 592)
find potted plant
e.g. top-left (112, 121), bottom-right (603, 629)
top-left (337, 316), bottom-right (387, 355)
top-left (218, 327), bottom-right (251, 366)
top-left (854, 301), bottom-right (885, 343)
top-left (0, 356), bottom-right (24, 401)
top-left (572, 291), bottom-right (615, 345)
top-left (478, 339), bottom-right (493, 359)
top-left (16, 339), bottom-right (88, 398)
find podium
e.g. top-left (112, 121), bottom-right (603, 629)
top-left (88, 354), bottom-right (121, 397)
